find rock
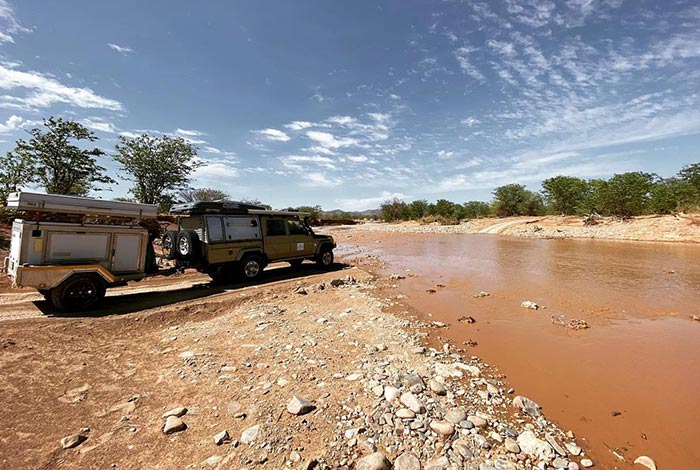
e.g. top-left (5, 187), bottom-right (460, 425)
top-left (521, 300), bottom-right (539, 310)
top-left (691, 314), bottom-right (700, 322)
top-left (452, 439), bottom-right (474, 459)
top-left (473, 291), bottom-right (491, 297)
top-left (289, 451), bottom-right (302, 463)
top-left (60, 434), bottom-right (87, 449)
top-left (458, 420), bottom-right (474, 430)
top-left (355, 452), bottom-right (392, 470)
top-left (404, 373), bottom-right (425, 393)
top-left (411, 346), bottom-right (426, 354)
top-left (372, 385), bottom-right (384, 397)
top-left (162, 406), bottom-right (187, 418)
top-left (213, 429), bottom-right (229, 445)
top-left (467, 415), bottom-right (487, 427)
top-left (493, 460), bottom-right (517, 470)
top-left (444, 409), bottom-right (467, 424)
top-left (425, 455), bottom-right (449, 470)
top-left (330, 279), bottom-right (345, 287)
top-left (293, 286), bottom-right (308, 295)
top-left (580, 459), bottom-right (594, 468)
top-left (504, 437), bottom-right (520, 453)
top-left (240, 424), bottom-right (260, 445)
top-left (633, 456), bottom-right (657, 470)
top-left (394, 452), bottom-right (421, 470)
top-left (400, 392), bottom-right (426, 414)
top-left (429, 379), bottom-right (447, 396)
top-left (384, 386), bottom-right (400, 403)
top-left (429, 420), bottom-right (455, 436)
top-left (287, 395), bottom-right (316, 415)
top-left (517, 430), bottom-right (554, 460)
top-left (545, 434), bottom-right (567, 456)
top-left (163, 416), bottom-right (187, 434)
top-left (396, 408), bottom-right (416, 419)
top-left (565, 442), bottom-right (582, 456)
top-left (568, 463), bottom-right (580, 470)
top-left (346, 373), bottom-right (363, 381)
top-left (553, 457), bottom-right (569, 468)
top-left (512, 395), bottom-right (542, 416)
top-left (204, 455), bottom-right (222, 466)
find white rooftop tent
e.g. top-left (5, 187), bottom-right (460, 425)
top-left (5, 192), bottom-right (158, 219)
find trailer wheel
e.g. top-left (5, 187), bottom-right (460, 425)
top-left (38, 289), bottom-right (53, 305)
top-left (239, 254), bottom-right (265, 281)
top-left (176, 230), bottom-right (200, 259)
top-left (51, 274), bottom-right (106, 312)
top-left (162, 231), bottom-right (179, 260)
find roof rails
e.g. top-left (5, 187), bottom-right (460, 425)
top-left (5, 192), bottom-right (158, 219)
top-left (169, 200), bottom-right (310, 217)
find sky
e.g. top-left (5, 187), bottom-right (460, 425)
top-left (0, 0), bottom-right (699, 211)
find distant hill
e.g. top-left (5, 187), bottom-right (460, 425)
top-left (322, 208), bottom-right (381, 218)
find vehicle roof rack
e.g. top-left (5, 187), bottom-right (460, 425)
top-left (6, 192), bottom-right (158, 219)
top-left (169, 200), bottom-right (268, 215)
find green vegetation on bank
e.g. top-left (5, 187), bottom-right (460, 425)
top-left (380, 165), bottom-right (700, 222)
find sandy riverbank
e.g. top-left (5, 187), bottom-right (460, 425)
top-left (0, 264), bottom-right (595, 469)
top-left (351, 213), bottom-right (700, 243)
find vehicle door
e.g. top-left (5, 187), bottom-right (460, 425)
top-left (286, 218), bottom-right (316, 257)
top-left (263, 218), bottom-right (289, 260)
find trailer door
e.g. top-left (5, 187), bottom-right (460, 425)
top-left (112, 233), bottom-right (143, 272)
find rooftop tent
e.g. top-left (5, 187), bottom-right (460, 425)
top-left (5, 192), bottom-right (158, 219)
top-left (169, 200), bottom-right (268, 215)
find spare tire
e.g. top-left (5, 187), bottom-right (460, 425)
top-left (176, 230), bottom-right (201, 259)
top-left (161, 231), bottom-right (179, 260)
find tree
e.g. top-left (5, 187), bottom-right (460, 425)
top-left (292, 205), bottom-right (322, 219)
top-left (114, 134), bottom-right (203, 210)
top-left (0, 151), bottom-right (34, 206)
top-left (380, 198), bottom-right (409, 221)
top-left (598, 172), bottom-right (655, 217)
top-left (178, 187), bottom-right (229, 202)
top-left (677, 163), bottom-right (700, 206)
top-left (240, 198), bottom-right (272, 210)
top-left (11, 117), bottom-right (114, 196)
top-left (463, 201), bottom-right (491, 219)
top-left (541, 176), bottom-right (590, 215)
top-left (492, 184), bottom-right (530, 217)
top-left (408, 199), bottom-right (429, 219)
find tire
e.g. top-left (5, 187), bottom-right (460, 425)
top-left (207, 262), bottom-right (237, 284)
top-left (176, 230), bottom-right (200, 259)
top-left (39, 290), bottom-right (53, 305)
top-left (161, 231), bottom-right (179, 260)
top-left (51, 274), bottom-right (106, 312)
top-left (288, 259), bottom-right (304, 268)
top-left (239, 255), bottom-right (265, 281)
top-left (316, 247), bottom-right (334, 269)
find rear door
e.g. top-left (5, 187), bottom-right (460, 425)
top-left (263, 218), bottom-right (289, 260)
top-left (287, 219), bottom-right (316, 257)
top-left (112, 233), bottom-right (144, 272)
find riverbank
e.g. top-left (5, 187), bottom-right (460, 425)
top-left (352, 213), bottom-right (700, 243)
top-left (0, 266), bottom-right (594, 469)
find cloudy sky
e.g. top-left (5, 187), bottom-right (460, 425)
top-left (0, 1), bottom-right (699, 210)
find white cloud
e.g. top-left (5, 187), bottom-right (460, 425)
top-left (175, 128), bottom-right (206, 137)
top-left (461, 117), bottom-right (480, 127)
top-left (203, 146), bottom-right (222, 154)
top-left (302, 172), bottom-right (341, 188)
top-left (0, 113), bottom-right (23, 133)
top-left (108, 43), bottom-right (132, 55)
top-left (284, 120), bottom-right (315, 130)
top-left (254, 128), bottom-right (290, 142)
top-left (335, 191), bottom-right (409, 211)
top-left (0, 0), bottom-right (30, 44)
top-left (347, 155), bottom-right (368, 163)
top-left (119, 131), bottom-right (141, 139)
top-left (453, 47), bottom-right (486, 82)
top-left (82, 118), bottom-right (117, 133)
top-left (437, 150), bottom-right (455, 159)
top-left (306, 130), bottom-right (357, 149)
top-left (0, 64), bottom-right (123, 111)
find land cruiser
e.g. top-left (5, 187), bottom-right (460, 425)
top-left (163, 200), bottom-right (336, 282)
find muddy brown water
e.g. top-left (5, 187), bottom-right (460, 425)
top-left (338, 231), bottom-right (700, 470)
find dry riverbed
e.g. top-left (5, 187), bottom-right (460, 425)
top-left (0, 265), bottom-right (599, 470)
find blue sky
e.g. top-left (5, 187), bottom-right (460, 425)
top-left (0, 1), bottom-right (699, 210)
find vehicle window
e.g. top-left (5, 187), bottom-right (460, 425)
top-left (266, 219), bottom-right (287, 236)
top-left (287, 219), bottom-right (307, 235)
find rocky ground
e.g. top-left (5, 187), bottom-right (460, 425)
top-left (0, 262), bottom-right (599, 469)
top-left (352, 214), bottom-right (700, 243)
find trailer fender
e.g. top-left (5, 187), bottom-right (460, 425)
top-left (16, 265), bottom-right (116, 290)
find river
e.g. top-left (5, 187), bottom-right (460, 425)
top-left (336, 230), bottom-right (700, 470)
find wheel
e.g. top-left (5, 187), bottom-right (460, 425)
top-left (316, 248), bottom-right (334, 269)
top-left (51, 274), bottom-right (106, 312)
top-left (176, 230), bottom-right (200, 259)
top-left (38, 290), bottom-right (53, 305)
top-left (239, 255), bottom-right (265, 281)
top-left (161, 231), bottom-right (179, 260)
top-left (288, 259), bottom-right (304, 268)
top-left (207, 262), bottom-right (237, 284)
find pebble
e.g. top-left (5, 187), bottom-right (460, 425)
top-left (384, 386), bottom-right (400, 403)
top-left (512, 395), bottom-right (542, 416)
top-left (425, 455), bottom-right (450, 470)
top-left (546, 434), bottom-right (567, 456)
top-left (400, 392), bottom-right (426, 414)
top-left (580, 458), bottom-right (594, 468)
top-left (521, 300), bottom-right (539, 310)
top-left (355, 452), bottom-right (392, 470)
top-left (394, 452), bottom-right (421, 470)
top-left (213, 430), bottom-right (229, 445)
top-left (467, 415), bottom-right (487, 427)
top-left (568, 463), bottom-right (580, 470)
top-left (346, 373), bottom-right (363, 381)
top-left (396, 408), bottom-right (416, 419)
top-left (162, 416), bottom-right (187, 434)
top-left (429, 420), bottom-right (455, 436)
top-left (287, 395), bottom-right (316, 415)
top-left (517, 430), bottom-right (554, 460)
top-left (504, 437), bottom-right (520, 453)
top-left (428, 379), bottom-right (447, 396)
top-left (452, 439), bottom-right (474, 459)
top-left (565, 442), bottom-right (582, 456)
top-left (161, 406), bottom-right (187, 418)
top-left (444, 409), bottom-right (467, 424)
top-left (60, 434), bottom-right (87, 449)
top-left (240, 424), bottom-right (260, 445)
top-left (553, 457), bottom-right (569, 468)
top-left (633, 456), bottom-right (657, 470)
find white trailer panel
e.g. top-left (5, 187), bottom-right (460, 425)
top-left (6, 191), bottom-right (158, 218)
